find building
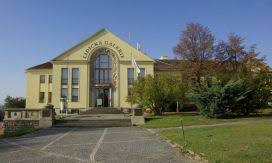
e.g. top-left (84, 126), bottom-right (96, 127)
top-left (26, 29), bottom-right (157, 112)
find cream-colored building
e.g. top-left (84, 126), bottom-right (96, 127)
top-left (26, 29), bottom-right (155, 111)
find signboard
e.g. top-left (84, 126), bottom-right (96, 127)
top-left (97, 99), bottom-right (102, 107)
top-left (83, 40), bottom-right (124, 59)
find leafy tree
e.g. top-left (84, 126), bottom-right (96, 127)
top-left (215, 34), bottom-right (267, 78)
top-left (127, 74), bottom-right (185, 115)
top-left (4, 96), bottom-right (25, 108)
top-left (174, 23), bottom-right (215, 88)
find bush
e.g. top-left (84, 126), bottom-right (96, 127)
top-left (127, 74), bottom-right (185, 115)
top-left (189, 72), bottom-right (272, 118)
top-left (4, 96), bottom-right (25, 108)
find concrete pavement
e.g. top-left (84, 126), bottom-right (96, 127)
top-left (0, 127), bottom-right (194, 163)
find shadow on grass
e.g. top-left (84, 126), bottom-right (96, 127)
top-left (145, 112), bottom-right (200, 122)
top-left (145, 108), bottom-right (272, 122)
top-left (1, 128), bottom-right (39, 138)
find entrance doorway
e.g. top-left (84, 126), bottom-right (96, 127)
top-left (95, 88), bottom-right (111, 107)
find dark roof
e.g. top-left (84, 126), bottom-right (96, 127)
top-left (27, 62), bottom-right (53, 70)
top-left (154, 59), bottom-right (183, 71)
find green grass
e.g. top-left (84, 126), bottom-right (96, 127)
top-left (0, 128), bottom-right (38, 138)
top-left (143, 109), bottom-right (272, 128)
top-left (160, 122), bottom-right (272, 163)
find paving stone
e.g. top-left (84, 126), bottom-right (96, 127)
top-left (0, 127), bottom-right (193, 163)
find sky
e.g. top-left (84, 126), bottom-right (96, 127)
top-left (0, 0), bottom-right (272, 104)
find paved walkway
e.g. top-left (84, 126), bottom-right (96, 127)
top-left (149, 119), bottom-right (272, 133)
top-left (0, 127), bottom-right (194, 163)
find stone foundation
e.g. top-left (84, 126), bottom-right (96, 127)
top-left (3, 108), bottom-right (53, 133)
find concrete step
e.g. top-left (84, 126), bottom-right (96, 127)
top-left (54, 118), bottom-right (132, 127)
top-left (80, 107), bottom-right (125, 114)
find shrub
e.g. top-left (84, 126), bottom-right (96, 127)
top-left (4, 96), bottom-right (25, 108)
top-left (127, 74), bottom-right (185, 115)
top-left (189, 72), bottom-right (272, 118)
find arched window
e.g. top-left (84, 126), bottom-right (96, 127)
top-left (94, 54), bottom-right (112, 84)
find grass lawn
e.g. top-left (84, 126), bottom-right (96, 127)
top-left (160, 122), bottom-right (272, 163)
top-left (143, 109), bottom-right (272, 128)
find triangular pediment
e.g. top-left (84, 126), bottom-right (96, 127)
top-left (52, 29), bottom-right (154, 62)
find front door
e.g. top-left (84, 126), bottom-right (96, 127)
top-left (95, 88), bottom-right (110, 107)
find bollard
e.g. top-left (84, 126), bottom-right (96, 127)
top-left (180, 118), bottom-right (186, 146)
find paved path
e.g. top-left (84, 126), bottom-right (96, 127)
top-left (0, 127), bottom-right (194, 163)
top-left (149, 119), bottom-right (272, 133)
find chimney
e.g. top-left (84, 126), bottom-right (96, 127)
top-left (160, 55), bottom-right (169, 60)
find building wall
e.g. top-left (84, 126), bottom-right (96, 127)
top-left (26, 60), bottom-right (154, 109)
top-left (119, 61), bottom-right (154, 107)
top-left (26, 69), bottom-right (52, 108)
top-left (51, 61), bottom-right (89, 109)
top-left (25, 29), bottom-right (154, 110)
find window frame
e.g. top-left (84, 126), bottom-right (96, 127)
top-left (71, 88), bottom-right (79, 102)
top-left (48, 92), bottom-right (52, 103)
top-left (61, 88), bottom-right (68, 99)
top-left (39, 92), bottom-right (45, 103)
top-left (49, 75), bottom-right (52, 83)
top-left (94, 54), bottom-right (112, 84)
top-left (61, 68), bottom-right (68, 85)
top-left (72, 68), bottom-right (79, 85)
top-left (40, 75), bottom-right (45, 84)
top-left (127, 68), bottom-right (134, 85)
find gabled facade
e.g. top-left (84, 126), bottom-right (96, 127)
top-left (26, 29), bottom-right (154, 111)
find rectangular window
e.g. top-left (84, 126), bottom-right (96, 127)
top-left (71, 88), bottom-right (79, 102)
top-left (39, 92), bottom-right (45, 103)
top-left (61, 88), bottom-right (68, 99)
top-left (128, 68), bottom-right (134, 85)
top-left (138, 68), bottom-right (145, 79)
top-left (72, 68), bottom-right (79, 85)
top-left (61, 68), bottom-right (68, 85)
top-left (49, 75), bottom-right (52, 83)
top-left (48, 92), bottom-right (52, 103)
top-left (40, 75), bottom-right (45, 83)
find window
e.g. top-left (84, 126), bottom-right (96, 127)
top-left (61, 88), bottom-right (68, 99)
top-left (128, 68), bottom-right (134, 85)
top-left (138, 68), bottom-right (145, 79)
top-left (94, 54), bottom-right (112, 84)
top-left (40, 75), bottom-right (45, 83)
top-left (61, 68), bottom-right (68, 85)
top-left (72, 68), bottom-right (79, 85)
top-left (49, 75), bottom-right (52, 83)
top-left (39, 92), bottom-right (45, 103)
top-left (71, 88), bottom-right (79, 102)
top-left (48, 92), bottom-right (52, 103)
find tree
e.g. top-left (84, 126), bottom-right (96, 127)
top-left (4, 96), bottom-right (25, 108)
top-left (127, 74), bottom-right (185, 115)
top-left (174, 23), bottom-right (215, 88)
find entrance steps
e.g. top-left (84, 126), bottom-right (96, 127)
top-left (80, 107), bottom-right (129, 114)
top-left (54, 118), bottom-right (131, 127)
top-left (54, 111), bottom-right (132, 127)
